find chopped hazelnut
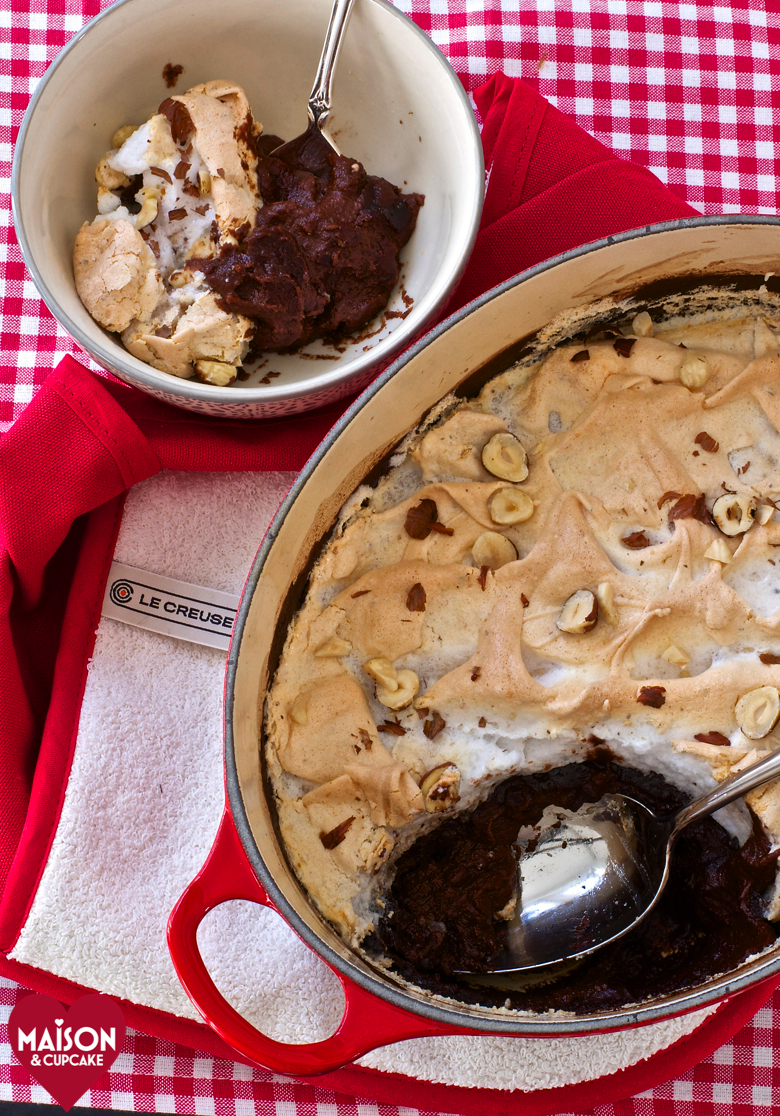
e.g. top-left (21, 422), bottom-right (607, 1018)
top-left (168, 268), bottom-right (194, 289)
top-left (95, 154), bottom-right (130, 190)
top-left (735, 686), bottom-right (780, 739)
top-left (472, 531), bottom-right (518, 570)
top-left (314, 636), bottom-right (352, 658)
top-left (679, 351), bottom-right (710, 390)
top-left (712, 493), bottom-right (756, 536)
top-left (195, 359), bottom-right (237, 386)
top-left (111, 124), bottom-right (140, 149)
top-left (489, 488), bottom-right (534, 525)
top-left (364, 659), bottom-right (419, 709)
top-left (704, 537), bottom-right (733, 564)
top-left (290, 696), bottom-right (308, 725)
top-left (363, 658), bottom-right (399, 692)
top-left (596, 582), bottom-right (618, 625)
top-left (695, 731), bottom-right (732, 747)
top-left (637, 685), bottom-right (666, 708)
top-left (662, 645), bottom-right (690, 667)
top-left (377, 669), bottom-right (419, 710)
top-left (694, 431), bottom-right (719, 453)
top-left (557, 590), bottom-right (598, 634)
top-left (481, 433), bottom-right (528, 482)
top-left (135, 187), bottom-right (159, 230)
top-left (632, 311), bottom-right (653, 336)
top-left (406, 583), bottom-right (426, 612)
top-left (420, 763), bottom-right (460, 812)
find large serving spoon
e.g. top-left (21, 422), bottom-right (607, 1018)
top-left (460, 745), bottom-right (780, 975)
top-left (271, 0), bottom-right (356, 170)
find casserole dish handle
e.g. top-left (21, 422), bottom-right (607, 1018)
top-left (168, 809), bottom-right (471, 1075)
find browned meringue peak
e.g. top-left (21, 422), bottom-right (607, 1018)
top-left (723, 519), bottom-right (780, 627)
top-left (315, 479), bottom-right (529, 587)
top-left (544, 380), bottom-right (702, 520)
top-left (511, 337), bottom-right (695, 440)
top-left (122, 290), bottom-right (250, 378)
top-left (304, 763), bottom-right (423, 829)
top-left (424, 606), bottom-right (780, 738)
top-left (415, 491), bottom-right (773, 729)
top-left (705, 352), bottom-right (780, 415)
top-left (73, 218), bottom-right (163, 332)
top-left (418, 583), bottom-right (547, 719)
top-left (412, 410), bottom-right (510, 481)
top-left (171, 80), bottom-right (260, 243)
top-left (276, 794), bottom-right (380, 932)
top-left (326, 561), bottom-right (485, 662)
top-left (656, 315), bottom-right (767, 360)
top-left (276, 673), bottom-right (393, 783)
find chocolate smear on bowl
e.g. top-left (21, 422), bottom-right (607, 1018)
top-left (162, 62), bottom-right (184, 88)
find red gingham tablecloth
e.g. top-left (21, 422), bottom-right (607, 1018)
top-left (3, 1), bottom-right (780, 1113)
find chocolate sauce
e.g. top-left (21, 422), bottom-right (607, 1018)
top-left (195, 130), bottom-right (423, 352)
top-left (371, 752), bottom-right (779, 1012)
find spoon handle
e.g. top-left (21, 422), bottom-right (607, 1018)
top-left (671, 745), bottom-right (780, 835)
top-left (308, 0), bottom-right (356, 129)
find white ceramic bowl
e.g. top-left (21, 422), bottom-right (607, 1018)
top-left (12, 0), bottom-right (483, 418)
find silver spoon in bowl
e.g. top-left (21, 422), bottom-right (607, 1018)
top-left (458, 745), bottom-right (780, 975)
top-left (271, 0), bottom-right (356, 170)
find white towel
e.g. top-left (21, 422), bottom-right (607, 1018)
top-left (10, 470), bottom-right (715, 1092)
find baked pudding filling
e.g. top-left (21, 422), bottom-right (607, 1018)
top-left (266, 301), bottom-right (780, 1011)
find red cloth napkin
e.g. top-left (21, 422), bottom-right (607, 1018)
top-left (0, 75), bottom-right (697, 958)
top-left (450, 73), bottom-right (695, 310)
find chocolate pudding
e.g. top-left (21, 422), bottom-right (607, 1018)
top-left (370, 750), bottom-right (779, 1012)
top-left (196, 131), bottom-right (423, 351)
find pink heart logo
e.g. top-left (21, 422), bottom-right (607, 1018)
top-left (9, 993), bottom-right (126, 1111)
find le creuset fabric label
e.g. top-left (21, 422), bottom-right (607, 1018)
top-left (9, 993), bottom-right (126, 1111)
top-left (101, 561), bottom-right (240, 650)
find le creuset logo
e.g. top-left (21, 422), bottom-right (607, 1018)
top-left (101, 560), bottom-right (240, 651)
top-left (9, 993), bottom-right (126, 1111)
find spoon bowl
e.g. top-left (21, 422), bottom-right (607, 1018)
top-left (462, 744), bottom-right (780, 975)
top-left (479, 795), bottom-right (672, 972)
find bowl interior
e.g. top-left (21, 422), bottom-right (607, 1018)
top-left (14, 0), bottom-right (482, 411)
top-left (228, 218), bottom-right (780, 1035)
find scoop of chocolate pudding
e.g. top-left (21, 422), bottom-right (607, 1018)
top-left (370, 751), bottom-right (779, 1012)
top-left (195, 131), bottom-right (423, 351)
